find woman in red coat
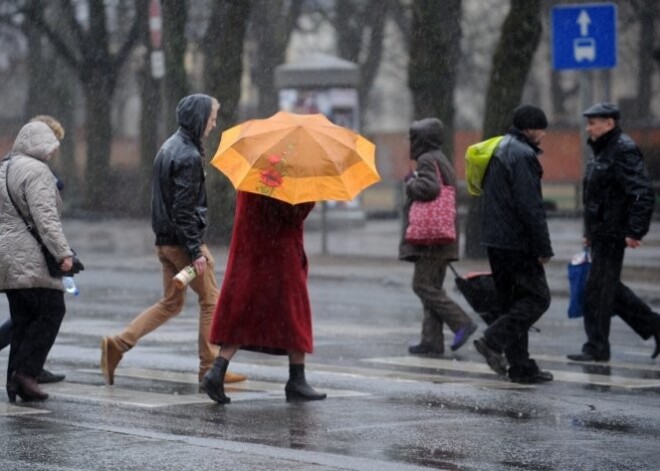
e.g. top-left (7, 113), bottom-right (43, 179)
top-left (202, 191), bottom-right (326, 404)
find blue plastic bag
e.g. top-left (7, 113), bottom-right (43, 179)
top-left (567, 249), bottom-right (591, 318)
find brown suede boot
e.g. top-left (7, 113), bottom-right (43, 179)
top-left (100, 336), bottom-right (124, 385)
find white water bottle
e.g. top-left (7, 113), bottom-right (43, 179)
top-left (173, 265), bottom-right (197, 289)
top-left (63, 276), bottom-right (79, 296)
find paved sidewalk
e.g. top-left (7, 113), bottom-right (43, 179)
top-left (63, 216), bottom-right (660, 304)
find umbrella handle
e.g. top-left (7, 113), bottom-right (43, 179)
top-left (448, 262), bottom-right (460, 279)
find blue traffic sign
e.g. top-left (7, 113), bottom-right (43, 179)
top-left (551, 3), bottom-right (617, 70)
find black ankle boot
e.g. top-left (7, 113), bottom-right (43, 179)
top-left (285, 364), bottom-right (327, 402)
top-left (652, 330), bottom-right (660, 359)
top-left (6, 379), bottom-right (18, 403)
top-left (201, 357), bottom-right (231, 404)
top-left (12, 372), bottom-right (48, 401)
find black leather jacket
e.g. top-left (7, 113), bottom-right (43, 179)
top-left (583, 127), bottom-right (655, 240)
top-left (151, 94), bottom-right (212, 260)
top-left (481, 128), bottom-right (553, 258)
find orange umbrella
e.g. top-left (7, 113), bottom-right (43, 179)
top-left (211, 111), bottom-right (379, 204)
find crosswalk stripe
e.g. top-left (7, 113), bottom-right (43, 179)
top-left (4, 351), bottom-right (657, 411)
top-left (82, 367), bottom-right (369, 398)
top-left (532, 353), bottom-right (660, 372)
top-left (42, 382), bottom-right (212, 407)
top-left (0, 368), bottom-right (364, 407)
top-left (0, 403), bottom-right (50, 417)
top-left (365, 356), bottom-right (660, 389)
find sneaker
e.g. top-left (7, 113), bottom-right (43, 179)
top-left (473, 338), bottom-right (508, 376)
top-left (100, 336), bottom-right (123, 385)
top-left (509, 370), bottom-right (554, 384)
top-left (408, 343), bottom-right (444, 356)
top-left (451, 322), bottom-right (478, 351)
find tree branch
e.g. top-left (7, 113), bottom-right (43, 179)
top-left (389, 0), bottom-right (411, 52)
top-left (282, 0), bottom-right (303, 46)
top-left (360, 0), bottom-right (388, 98)
top-left (113, 0), bottom-right (143, 70)
top-left (57, 0), bottom-right (87, 54)
top-left (25, 0), bottom-right (81, 72)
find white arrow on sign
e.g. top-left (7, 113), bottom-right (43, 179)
top-left (577, 10), bottom-right (591, 37)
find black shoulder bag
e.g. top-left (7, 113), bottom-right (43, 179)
top-left (3, 156), bottom-right (84, 278)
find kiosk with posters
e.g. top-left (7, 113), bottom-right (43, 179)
top-left (275, 54), bottom-right (366, 253)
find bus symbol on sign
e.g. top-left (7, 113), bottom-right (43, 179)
top-left (574, 38), bottom-right (596, 62)
top-left (552, 3), bottom-right (617, 70)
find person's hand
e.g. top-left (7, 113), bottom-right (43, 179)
top-left (60, 256), bottom-right (73, 272)
top-left (404, 170), bottom-right (417, 183)
top-left (192, 255), bottom-right (207, 275)
top-left (625, 237), bottom-right (642, 249)
top-left (538, 256), bottom-right (551, 264)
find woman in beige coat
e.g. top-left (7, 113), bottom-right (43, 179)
top-left (0, 121), bottom-right (74, 402)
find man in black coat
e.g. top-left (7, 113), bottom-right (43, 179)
top-left (568, 102), bottom-right (660, 362)
top-left (100, 94), bottom-right (246, 386)
top-left (473, 104), bottom-right (554, 384)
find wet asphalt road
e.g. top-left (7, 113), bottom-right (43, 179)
top-left (2, 260), bottom-right (660, 471)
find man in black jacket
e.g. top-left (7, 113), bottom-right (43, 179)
top-left (101, 94), bottom-right (246, 386)
top-left (568, 102), bottom-right (660, 362)
top-left (473, 104), bottom-right (554, 384)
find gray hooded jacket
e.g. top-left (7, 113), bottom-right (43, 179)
top-left (0, 121), bottom-right (72, 291)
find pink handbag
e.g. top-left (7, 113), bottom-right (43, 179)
top-left (405, 162), bottom-right (457, 245)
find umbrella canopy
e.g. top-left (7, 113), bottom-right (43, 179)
top-left (211, 111), bottom-right (380, 204)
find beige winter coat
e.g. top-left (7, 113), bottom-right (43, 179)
top-left (0, 121), bottom-right (72, 291)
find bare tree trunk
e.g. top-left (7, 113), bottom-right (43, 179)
top-left (136, 0), bottom-right (160, 216)
top-left (334, 0), bottom-right (388, 129)
top-left (24, 13), bottom-right (49, 120)
top-left (408, 0), bottom-right (461, 161)
top-left (26, 0), bottom-right (142, 212)
top-left (481, 0), bottom-right (542, 139)
top-left (202, 0), bottom-right (253, 244)
top-left (635, 0), bottom-right (656, 120)
top-left (21, 1), bottom-right (77, 208)
top-left (162, 0), bottom-right (189, 130)
top-left (82, 75), bottom-right (116, 211)
top-left (465, 0), bottom-right (542, 259)
top-left (250, 0), bottom-right (303, 117)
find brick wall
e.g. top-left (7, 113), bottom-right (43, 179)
top-left (2, 126), bottom-right (658, 186)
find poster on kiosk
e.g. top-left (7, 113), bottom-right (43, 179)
top-left (279, 87), bottom-right (361, 209)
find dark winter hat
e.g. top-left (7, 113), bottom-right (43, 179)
top-left (582, 102), bottom-right (620, 120)
top-left (512, 104), bottom-right (548, 130)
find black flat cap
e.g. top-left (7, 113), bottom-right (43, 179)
top-left (582, 102), bottom-right (620, 119)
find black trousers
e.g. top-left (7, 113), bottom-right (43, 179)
top-left (581, 237), bottom-right (660, 358)
top-left (0, 317), bottom-right (11, 351)
top-left (484, 248), bottom-right (550, 376)
top-left (6, 288), bottom-right (66, 380)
